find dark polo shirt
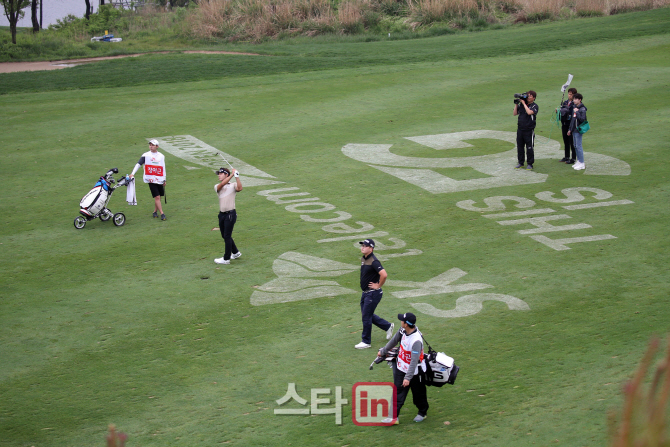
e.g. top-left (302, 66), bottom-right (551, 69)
top-left (360, 253), bottom-right (384, 291)
top-left (517, 101), bottom-right (539, 130)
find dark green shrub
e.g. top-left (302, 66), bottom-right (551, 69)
top-left (451, 18), bottom-right (468, 29)
top-left (363, 10), bottom-right (382, 27)
top-left (525, 11), bottom-right (553, 22)
top-left (496, 0), bottom-right (520, 14)
top-left (377, 0), bottom-right (406, 17)
top-left (577, 9), bottom-right (604, 17)
top-left (422, 25), bottom-right (456, 37)
top-left (87, 5), bottom-right (123, 34)
top-left (340, 20), bottom-right (364, 34)
top-left (609, 3), bottom-right (651, 15)
top-left (470, 16), bottom-right (489, 28)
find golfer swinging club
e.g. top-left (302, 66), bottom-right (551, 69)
top-left (129, 139), bottom-right (167, 220)
top-left (214, 167), bottom-right (243, 265)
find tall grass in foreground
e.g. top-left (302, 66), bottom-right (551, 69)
top-left (609, 336), bottom-right (670, 447)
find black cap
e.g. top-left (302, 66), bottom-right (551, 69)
top-left (359, 239), bottom-right (375, 248)
top-left (217, 168), bottom-right (230, 175)
top-left (398, 312), bottom-right (417, 326)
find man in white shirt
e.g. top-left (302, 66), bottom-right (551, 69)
top-left (130, 139), bottom-right (167, 220)
top-left (214, 167), bottom-right (243, 265)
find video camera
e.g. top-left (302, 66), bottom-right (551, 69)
top-left (514, 93), bottom-right (528, 104)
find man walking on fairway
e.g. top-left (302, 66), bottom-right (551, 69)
top-left (130, 139), bottom-right (167, 220)
top-left (377, 312), bottom-right (429, 424)
top-left (214, 167), bottom-right (243, 265)
top-left (355, 239), bottom-right (394, 349)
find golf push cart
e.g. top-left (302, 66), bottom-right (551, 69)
top-left (74, 168), bottom-right (129, 229)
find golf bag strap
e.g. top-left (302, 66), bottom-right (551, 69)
top-left (420, 334), bottom-right (433, 353)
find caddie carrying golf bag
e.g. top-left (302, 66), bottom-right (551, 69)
top-left (370, 334), bottom-right (459, 386)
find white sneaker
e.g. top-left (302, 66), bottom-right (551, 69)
top-left (573, 162), bottom-right (585, 170)
top-left (231, 252), bottom-right (242, 259)
top-left (214, 257), bottom-right (230, 264)
top-left (355, 342), bottom-right (372, 349)
top-left (413, 414), bottom-right (426, 422)
top-left (386, 323), bottom-right (395, 340)
top-left (381, 417), bottom-right (399, 425)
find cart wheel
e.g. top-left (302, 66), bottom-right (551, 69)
top-left (113, 213), bottom-right (126, 226)
top-left (100, 209), bottom-right (112, 221)
top-left (74, 216), bottom-right (87, 229)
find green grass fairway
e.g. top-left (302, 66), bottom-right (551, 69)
top-left (1, 10), bottom-right (669, 447)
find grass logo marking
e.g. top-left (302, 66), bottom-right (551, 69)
top-left (457, 187), bottom-right (634, 250)
top-left (250, 252), bottom-right (359, 306)
top-left (154, 135), bottom-right (283, 187)
top-left (157, 135), bottom-right (531, 317)
top-left (343, 130), bottom-right (631, 194)
top-left (387, 267), bottom-right (530, 318)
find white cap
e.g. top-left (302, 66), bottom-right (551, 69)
top-left (149, 139), bottom-right (160, 146)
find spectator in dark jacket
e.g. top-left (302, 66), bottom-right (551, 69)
top-left (567, 93), bottom-right (588, 171)
top-left (559, 88), bottom-right (577, 164)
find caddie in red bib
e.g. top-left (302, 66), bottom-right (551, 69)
top-left (376, 312), bottom-right (429, 424)
top-left (130, 139), bottom-right (167, 220)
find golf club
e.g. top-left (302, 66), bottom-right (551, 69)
top-left (218, 152), bottom-right (235, 171)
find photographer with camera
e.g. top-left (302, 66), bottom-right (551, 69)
top-left (377, 312), bottom-right (429, 425)
top-left (559, 88), bottom-right (578, 164)
top-left (513, 90), bottom-right (539, 170)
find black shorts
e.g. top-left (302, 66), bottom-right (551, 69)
top-left (148, 183), bottom-right (164, 198)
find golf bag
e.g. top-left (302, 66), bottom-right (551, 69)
top-left (74, 168), bottom-right (129, 229)
top-left (80, 177), bottom-right (111, 217)
top-left (423, 348), bottom-right (459, 387)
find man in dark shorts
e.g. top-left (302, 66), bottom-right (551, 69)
top-left (130, 139), bottom-right (167, 220)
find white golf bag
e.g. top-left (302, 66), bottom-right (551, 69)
top-left (74, 168), bottom-right (128, 229)
top-left (424, 351), bottom-right (459, 387)
top-left (80, 183), bottom-right (110, 217)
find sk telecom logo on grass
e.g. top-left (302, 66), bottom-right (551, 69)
top-left (352, 382), bottom-right (396, 426)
